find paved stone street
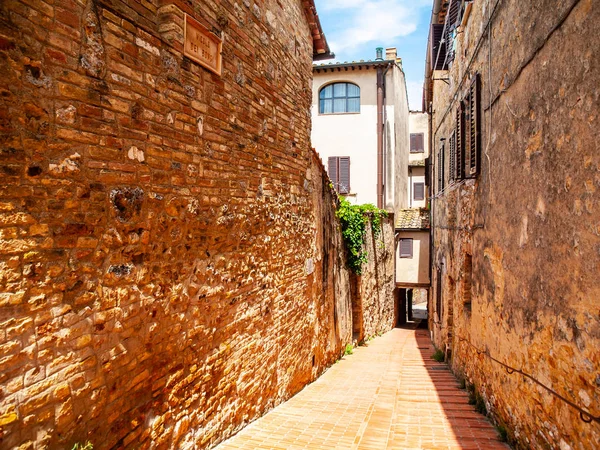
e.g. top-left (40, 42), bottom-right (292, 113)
top-left (215, 324), bottom-right (509, 450)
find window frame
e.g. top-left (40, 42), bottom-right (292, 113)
top-left (327, 156), bottom-right (351, 194)
top-left (319, 82), bottom-right (361, 115)
top-left (410, 133), bottom-right (425, 153)
top-left (413, 182), bottom-right (425, 201)
top-left (399, 238), bottom-right (413, 258)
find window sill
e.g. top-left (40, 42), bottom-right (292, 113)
top-left (319, 112), bottom-right (361, 116)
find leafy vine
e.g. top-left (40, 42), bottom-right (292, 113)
top-left (335, 198), bottom-right (388, 274)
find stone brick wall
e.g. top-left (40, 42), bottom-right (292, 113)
top-left (0, 0), bottom-right (396, 448)
top-left (429, 0), bottom-right (599, 448)
top-left (351, 216), bottom-right (396, 342)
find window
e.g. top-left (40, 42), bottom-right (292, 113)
top-left (437, 141), bottom-right (445, 193)
top-left (327, 156), bottom-right (350, 194)
top-left (410, 133), bottom-right (424, 153)
top-left (465, 73), bottom-right (481, 176)
top-left (319, 83), bottom-right (360, 114)
top-left (414, 182), bottom-right (425, 201)
top-left (451, 73), bottom-right (480, 181)
top-left (449, 130), bottom-right (456, 183)
top-left (436, 268), bottom-right (443, 320)
top-left (399, 238), bottom-right (413, 258)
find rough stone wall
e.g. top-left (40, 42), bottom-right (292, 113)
top-left (429, 0), bottom-right (600, 448)
top-left (351, 215), bottom-right (396, 342)
top-left (0, 0), bottom-right (375, 447)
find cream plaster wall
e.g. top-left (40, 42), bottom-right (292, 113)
top-left (390, 67), bottom-right (410, 214)
top-left (409, 111), bottom-right (429, 164)
top-left (311, 65), bottom-right (408, 214)
top-left (396, 231), bottom-right (430, 284)
top-left (312, 70), bottom-right (378, 206)
top-left (409, 167), bottom-right (426, 208)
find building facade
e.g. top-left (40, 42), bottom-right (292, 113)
top-left (0, 0), bottom-right (395, 449)
top-left (396, 110), bottom-right (431, 318)
top-left (425, 0), bottom-right (599, 448)
top-left (408, 111), bottom-right (429, 208)
top-left (311, 48), bottom-right (410, 216)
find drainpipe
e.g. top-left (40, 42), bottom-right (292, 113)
top-left (376, 63), bottom-right (384, 209)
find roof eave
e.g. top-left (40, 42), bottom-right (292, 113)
top-left (302, 0), bottom-right (335, 61)
top-left (313, 60), bottom-right (393, 71)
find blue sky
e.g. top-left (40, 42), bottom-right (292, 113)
top-left (313, 0), bottom-right (432, 111)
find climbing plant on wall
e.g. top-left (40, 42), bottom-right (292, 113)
top-left (336, 198), bottom-right (388, 274)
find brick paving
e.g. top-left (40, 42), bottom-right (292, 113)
top-left (215, 325), bottom-right (509, 449)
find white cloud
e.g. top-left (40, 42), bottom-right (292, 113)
top-left (323, 0), bottom-right (429, 54)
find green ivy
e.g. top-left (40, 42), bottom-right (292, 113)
top-left (335, 198), bottom-right (388, 274)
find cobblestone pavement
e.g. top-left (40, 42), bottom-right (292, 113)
top-left (215, 325), bottom-right (510, 450)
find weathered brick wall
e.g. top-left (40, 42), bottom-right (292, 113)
top-left (430, 0), bottom-right (599, 448)
top-left (0, 0), bottom-right (392, 447)
top-left (351, 216), bottom-right (396, 342)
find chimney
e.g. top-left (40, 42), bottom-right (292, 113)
top-left (375, 47), bottom-right (383, 60)
top-left (386, 47), bottom-right (397, 61)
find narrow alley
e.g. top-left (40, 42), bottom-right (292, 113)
top-left (215, 324), bottom-right (508, 450)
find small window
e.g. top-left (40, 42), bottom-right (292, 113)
top-left (399, 238), bottom-right (413, 258)
top-left (436, 268), bottom-right (443, 320)
top-left (319, 83), bottom-right (360, 114)
top-left (437, 142), bottom-right (445, 193)
top-left (410, 133), bottom-right (424, 153)
top-left (414, 183), bottom-right (425, 201)
top-left (327, 156), bottom-right (350, 194)
top-left (452, 73), bottom-right (481, 180)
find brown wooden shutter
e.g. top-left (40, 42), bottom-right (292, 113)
top-left (328, 156), bottom-right (338, 188)
top-left (414, 183), bottom-right (425, 201)
top-left (410, 133), bottom-right (424, 153)
top-left (437, 143), bottom-right (445, 193)
top-left (430, 24), bottom-right (447, 70)
top-left (338, 157), bottom-right (350, 194)
top-left (449, 131), bottom-right (456, 182)
top-left (467, 73), bottom-right (481, 176)
top-left (436, 268), bottom-right (443, 320)
top-left (400, 238), bottom-right (413, 258)
top-left (456, 101), bottom-right (465, 180)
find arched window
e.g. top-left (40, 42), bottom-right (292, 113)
top-left (319, 82), bottom-right (360, 114)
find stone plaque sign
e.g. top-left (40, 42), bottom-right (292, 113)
top-left (184, 14), bottom-right (222, 75)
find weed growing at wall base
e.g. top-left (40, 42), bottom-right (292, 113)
top-left (432, 349), bottom-right (445, 362)
top-left (336, 198), bottom-right (387, 274)
top-left (72, 443), bottom-right (93, 450)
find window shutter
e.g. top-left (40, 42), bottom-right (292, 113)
top-left (430, 24), bottom-right (447, 70)
top-left (456, 101), bottom-right (465, 180)
top-left (410, 133), bottom-right (424, 153)
top-left (414, 183), bottom-right (425, 201)
top-left (424, 156), bottom-right (430, 187)
top-left (328, 157), bottom-right (338, 189)
top-left (449, 131), bottom-right (456, 183)
top-left (467, 74), bottom-right (481, 176)
top-left (437, 143), bottom-right (445, 193)
top-left (436, 268), bottom-right (443, 320)
top-left (445, 0), bottom-right (461, 64)
top-left (338, 157), bottom-right (350, 194)
top-left (400, 238), bottom-right (413, 258)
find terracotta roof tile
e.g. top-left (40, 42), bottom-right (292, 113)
top-left (395, 208), bottom-right (430, 230)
